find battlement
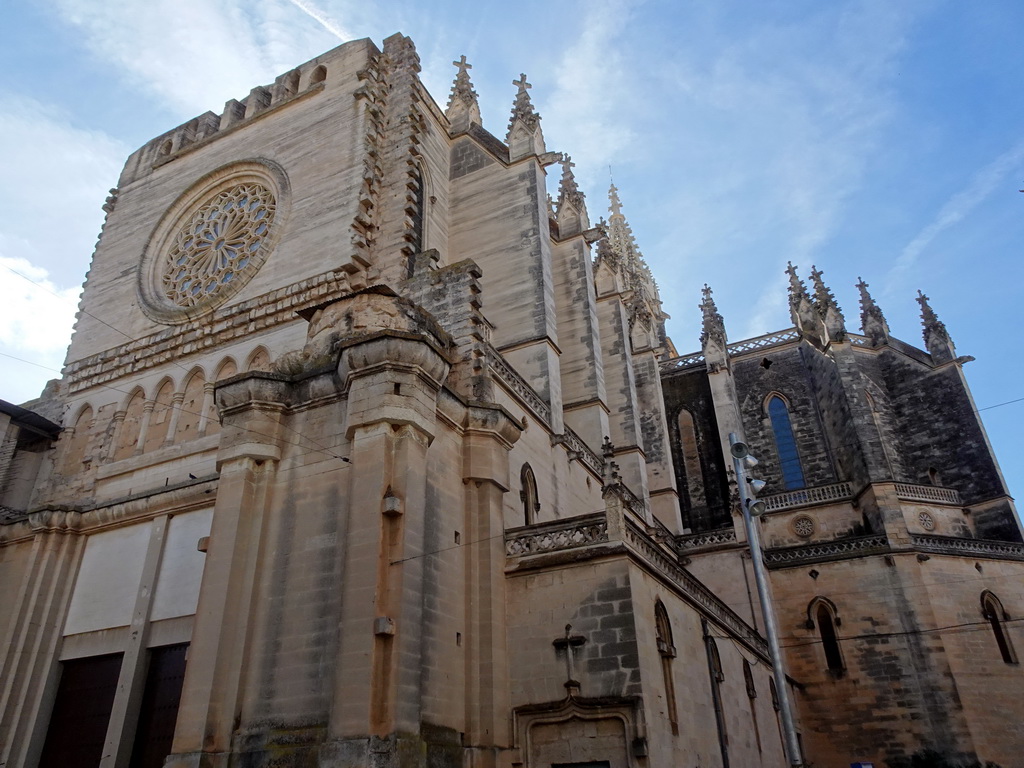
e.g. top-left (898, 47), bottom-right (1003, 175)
top-left (118, 37), bottom-right (378, 186)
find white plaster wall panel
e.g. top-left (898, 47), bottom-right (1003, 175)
top-left (65, 522), bottom-right (151, 635)
top-left (151, 508), bottom-right (214, 621)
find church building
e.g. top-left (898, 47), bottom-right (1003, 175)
top-left (0, 33), bottom-right (1021, 768)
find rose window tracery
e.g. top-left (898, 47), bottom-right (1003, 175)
top-left (161, 183), bottom-right (276, 307)
top-left (793, 515), bottom-right (815, 538)
top-left (919, 511), bottom-right (936, 531)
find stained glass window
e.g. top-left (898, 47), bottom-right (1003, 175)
top-left (768, 396), bottom-right (805, 490)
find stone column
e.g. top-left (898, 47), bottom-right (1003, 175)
top-left (135, 401), bottom-right (154, 455)
top-left (105, 410), bottom-right (126, 462)
top-left (595, 294), bottom-right (649, 507)
top-left (197, 383), bottom-right (215, 435)
top-left (0, 511), bottom-right (85, 768)
top-left (166, 375), bottom-right (287, 768)
top-left (164, 393), bottom-right (185, 446)
top-left (551, 233), bottom-right (610, 454)
top-left (327, 327), bottom-right (451, 754)
top-left (462, 404), bottom-right (521, 763)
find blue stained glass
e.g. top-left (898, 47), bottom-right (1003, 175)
top-left (768, 397), bottom-right (805, 490)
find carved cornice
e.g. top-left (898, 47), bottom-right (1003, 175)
top-left (65, 271), bottom-right (353, 394)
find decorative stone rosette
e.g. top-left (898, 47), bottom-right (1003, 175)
top-left (138, 160), bottom-right (289, 323)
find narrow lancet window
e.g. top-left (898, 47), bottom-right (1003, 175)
top-left (520, 464), bottom-right (539, 525)
top-left (982, 591), bottom-right (1018, 664)
top-left (813, 600), bottom-right (844, 676)
top-left (655, 600), bottom-right (679, 735)
top-left (768, 396), bottom-right (805, 490)
top-left (677, 409), bottom-right (706, 509)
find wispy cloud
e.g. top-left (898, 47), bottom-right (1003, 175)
top-left (0, 95), bottom-right (127, 276)
top-left (639, 1), bottom-right (913, 340)
top-left (0, 95), bottom-right (127, 402)
top-left (285, 0), bottom-right (351, 40)
top-left (48, 0), bottom-right (349, 115)
top-left (886, 139), bottom-right (1024, 293)
top-left (543, 0), bottom-right (640, 192)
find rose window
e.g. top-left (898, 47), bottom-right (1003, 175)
top-left (919, 511), bottom-right (936, 531)
top-left (793, 515), bottom-right (815, 538)
top-left (161, 183), bottom-right (276, 307)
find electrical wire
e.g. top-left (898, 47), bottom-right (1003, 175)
top-left (779, 615), bottom-right (1024, 650)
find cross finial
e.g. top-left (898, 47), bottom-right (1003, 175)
top-left (453, 54), bottom-right (472, 73)
top-left (513, 73), bottom-right (531, 91)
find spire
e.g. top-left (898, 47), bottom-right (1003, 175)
top-left (597, 184), bottom-right (667, 348)
top-left (507, 73), bottom-right (545, 160)
top-left (445, 54), bottom-right (481, 134)
top-left (917, 290), bottom-right (956, 363)
top-left (556, 155), bottom-right (588, 236)
top-left (809, 265), bottom-right (846, 341)
top-left (856, 277), bottom-right (889, 344)
top-left (699, 285), bottom-right (726, 346)
top-left (785, 262), bottom-right (819, 338)
top-left (558, 155), bottom-right (585, 212)
top-left (609, 182), bottom-right (624, 218)
top-left (699, 284), bottom-right (729, 371)
top-left (604, 184), bottom-right (658, 297)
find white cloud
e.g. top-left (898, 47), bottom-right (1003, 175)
top-left (0, 95), bottom-right (127, 276)
top-left (543, 0), bottom-right (640, 191)
top-left (47, 0), bottom-right (352, 116)
top-left (0, 96), bottom-right (127, 404)
top-left (0, 258), bottom-right (81, 354)
top-left (0, 256), bottom-right (81, 404)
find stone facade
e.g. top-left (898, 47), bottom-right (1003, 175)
top-left (0, 32), bottom-right (1021, 768)
top-left (663, 275), bottom-right (1024, 767)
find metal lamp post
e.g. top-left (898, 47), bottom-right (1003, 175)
top-left (729, 432), bottom-right (805, 768)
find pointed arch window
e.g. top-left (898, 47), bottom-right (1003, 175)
top-left (64, 405), bottom-right (94, 471)
top-left (654, 600), bottom-right (679, 735)
top-left (114, 390), bottom-right (146, 461)
top-left (809, 597), bottom-right (844, 677)
top-left (677, 409), bottom-right (706, 509)
top-left (175, 370), bottom-right (206, 443)
top-left (144, 380), bottom-right (175, 453)
top-left (520, 464), bottom-right (539, 525)
top-left (704, 631), bottom-right (729, 766)
top-left (768, 396), bottom-right (805, 490)
top-left (743, 659), bottom-right (763, 753)
top-left (981, 591), bottom-right (1018, 664)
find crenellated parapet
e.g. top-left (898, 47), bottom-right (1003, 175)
top-left (122, 54), bottom-right (338, 186)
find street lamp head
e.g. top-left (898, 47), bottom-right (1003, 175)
top-left (729, 439), bottom-right (749, 459)
top-left (747, 499), bottom-right (767, 517)
top-left (748, 478), bottom-right (767, 494)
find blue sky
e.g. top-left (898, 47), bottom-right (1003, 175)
top-left (2, 0), bottom-right (1023, 501)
